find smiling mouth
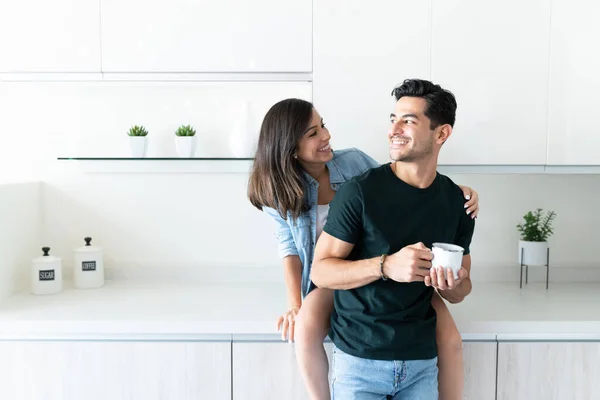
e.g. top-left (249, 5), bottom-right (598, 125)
top-left (318, 144), bottom-right (331, 152)
top-left (390, 138), bottom-right (410, 148)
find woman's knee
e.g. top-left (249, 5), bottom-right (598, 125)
top-left (438, 324), bottom-right (463, 354)
top-left (295, 307), bottom-right (329, 344)
top-left (294, 288), bottom-right (333, 344)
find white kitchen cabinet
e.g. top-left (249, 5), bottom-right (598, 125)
top-left (100, 0), bottom-right (312, 73)
top-left (232, 342), bottom-right (333, 399)
top-left (233, 341), bottom-right (496, 399)
top-left (313, 0), bottom-right (432, 163)
top-left (497, 342), bottom-right (600, 399)
top-left (547, 0), bottom-right (600, 165)
top-left (0, 341), bottom-right (231, 400)
top-left (462, 342), bottom-right (497, 400)
top-left (0, 0), bottom-right (101, 72)
top-left (432, 0), bottom-right (552, 165)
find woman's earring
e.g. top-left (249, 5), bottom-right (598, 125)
top-left (293, 154), bottom-right (298, 159)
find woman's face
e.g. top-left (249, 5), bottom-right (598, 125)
top-left (295, 108), bottom-right (333, 166)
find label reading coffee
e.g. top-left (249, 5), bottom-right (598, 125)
top-left (82, 261), bottom-right (96, 271)
top-left (39, 270), bottom-right (55, 281)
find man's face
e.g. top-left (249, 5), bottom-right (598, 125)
top-left (388, 96), bottom-right (436, 162)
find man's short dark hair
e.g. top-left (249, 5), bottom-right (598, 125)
top-left (391, 79), bottom-right (457, 129)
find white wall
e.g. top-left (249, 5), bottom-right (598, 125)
top-left (447, 173), bottom-right (600, 281)
top-left (0, 183), bottom-right (41, 300)
top-left (0, 81), bottom-right (311, 159)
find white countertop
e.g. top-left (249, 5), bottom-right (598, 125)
top-left (1, 280), bottom-right (599, 341)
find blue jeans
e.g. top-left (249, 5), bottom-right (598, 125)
top-left (331, 345), bottom-right (439, 400)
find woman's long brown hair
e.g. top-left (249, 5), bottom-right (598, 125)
top-left (248, 98), bottom-right (313, 221)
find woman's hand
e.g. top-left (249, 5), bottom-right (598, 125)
top-left (458, 185), bottom-right (479, 219)
top-left (276, 306), bottom-right (300, 343)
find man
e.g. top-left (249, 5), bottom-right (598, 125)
top-left (311, 78), bottom-right (475, 399)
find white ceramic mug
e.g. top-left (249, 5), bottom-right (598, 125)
top-left (431, 242), bottom-right (464, 280)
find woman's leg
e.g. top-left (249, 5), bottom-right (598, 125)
top-left (294, 287), bottom-right (334, 400)
top-left (431, 291), bottom-right (464, 400)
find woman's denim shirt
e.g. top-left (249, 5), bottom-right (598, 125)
top-left (263, 148), bottom-right (379, 298)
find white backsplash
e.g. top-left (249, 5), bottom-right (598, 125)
top-left (36, 170), bottom-right (600, 283)
top-left (0, 183), bottom-right (41, 299)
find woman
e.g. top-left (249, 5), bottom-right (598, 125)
top-left (248, 98), bottom-right (479, 400)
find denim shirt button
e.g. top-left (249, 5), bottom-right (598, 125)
top-left (331, 183), bottom-right (339, 190)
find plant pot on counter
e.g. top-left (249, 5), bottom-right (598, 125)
top-left (518, 240), bottom-right (549, 266)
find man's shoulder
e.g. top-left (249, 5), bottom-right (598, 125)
top-left (436, 172), bottom-right (466, 201)
top-left (436, 172), bottom-right (474, 229)
top-left (343, 162), bottom-right (390, 188)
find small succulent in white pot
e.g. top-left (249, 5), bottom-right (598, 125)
top-left (175, 124), bottom-right (197, 158)
top-left (127, 125), bottom-right (149, 158)
top-left (516, 208), bottom-right (556, 266)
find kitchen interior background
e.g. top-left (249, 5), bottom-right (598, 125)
top-left (1, 0), bottom-right (599, 301)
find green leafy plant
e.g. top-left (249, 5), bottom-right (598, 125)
top-left (175, 124), bottom-right (196, 137)
top-left (516, 208), bottom-right (556, 242)
top-left (127, 125), bottom-right (148, 137)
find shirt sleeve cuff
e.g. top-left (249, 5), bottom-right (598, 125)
top-left (278, 245), bottom-right (299, 259)
top-left (323, 225), bottom-right (357, 245)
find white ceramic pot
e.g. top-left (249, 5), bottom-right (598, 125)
top-left (31, 247), bottom-right (63, 295)
top-left (73, 237), bottom-right (104, 289)
top-left (129, 136), bottom-right (148, 158)
top-left (175, 136), bottom-right (197, 158)
top-left (518, 240), bottom-right (549, 266)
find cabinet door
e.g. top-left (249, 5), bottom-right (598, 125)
top-left (497, 342), bottom-right (600, 399)
top-left (0, 0), bottom-right (100, 72)
top-left (233, 341), bottom-right (499, 399)
top-left (432, 0), bottom-right (552, 165)
top-left (101, 0), bottom-right (312, 73)
top-left (313, 0), bottom-right (432, 163)
top-left (547, 0), bottom-right (600, 165)
top-left (232, 342), bottom-right (333, 400)
top-left (0, 341), bottom-right (231, 400)
top-left (462, 342), bottom-right (497, 400)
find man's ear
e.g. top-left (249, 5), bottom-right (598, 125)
top-left (436, 124), bottom-right (453, 144)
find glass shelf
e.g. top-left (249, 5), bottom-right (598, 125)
top-left (56, 157), bottom-right (255, 173)
top-left (57, 157), bottom-right (254, 161)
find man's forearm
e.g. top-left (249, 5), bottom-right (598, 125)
top-left (311, 256), bottom-right (382, 290)
top-left (439, 278), bottom-right (472, 303)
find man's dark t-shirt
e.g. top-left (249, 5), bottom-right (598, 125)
top-left (323, 163), bottom-right (475, 361)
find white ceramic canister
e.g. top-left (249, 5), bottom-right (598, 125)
top-left (73, 237), bottom-right (104, 289)
top-left (31, 247), bottom-right (63, 295)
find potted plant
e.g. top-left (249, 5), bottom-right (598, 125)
top-left (516, 208), bottom-right (556, 266)
top-left (175, 124), bottom-right (197, 158)
top-left (127, 125), bottom-right (148, 158)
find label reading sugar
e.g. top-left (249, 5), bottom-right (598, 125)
top-left (39, 270), bottom-right (55, 281)
top-left (82, 261), bottom-right (96, 271)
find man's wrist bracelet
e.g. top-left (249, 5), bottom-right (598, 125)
top-left (380, 254), bottom-right (388, 281)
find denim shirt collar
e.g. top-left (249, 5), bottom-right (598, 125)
top-left (301, 156), bottom-right (346, 186)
